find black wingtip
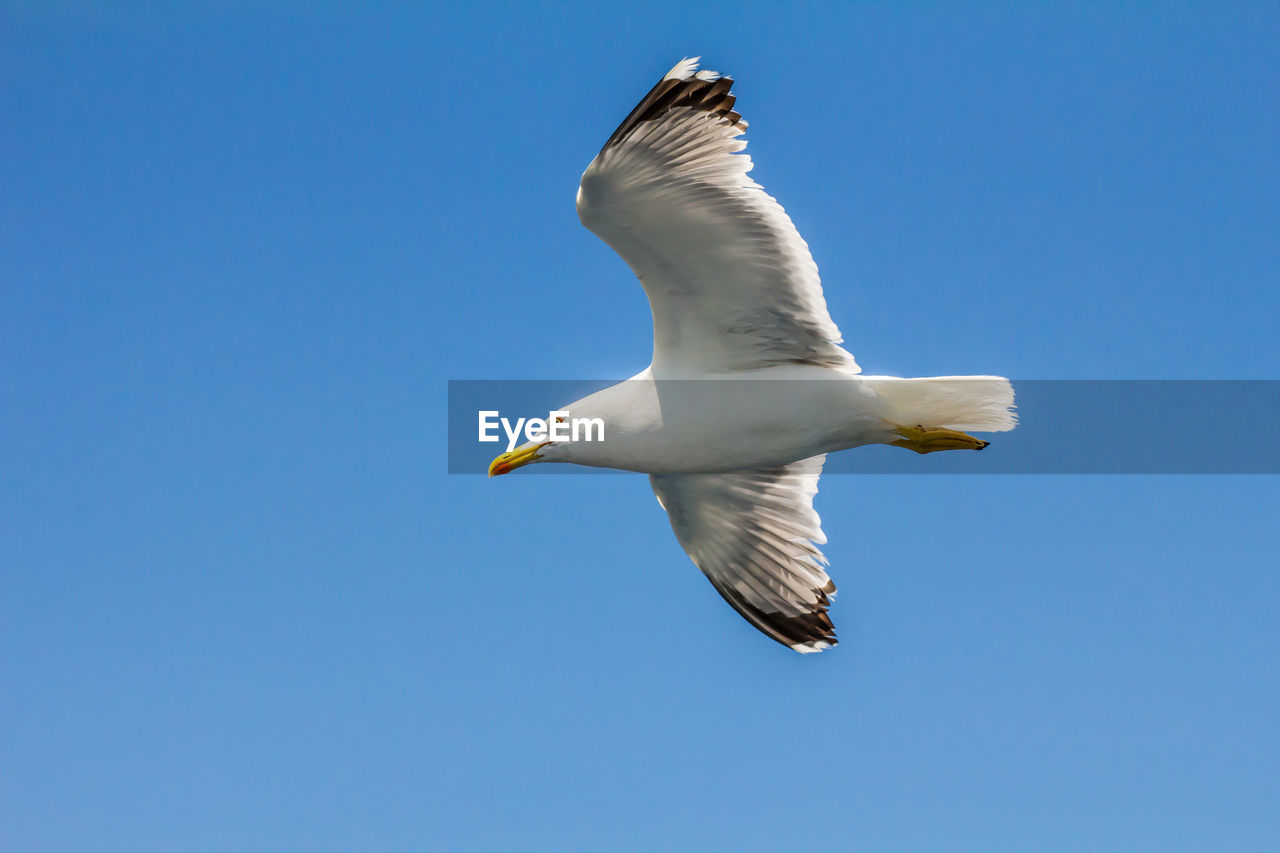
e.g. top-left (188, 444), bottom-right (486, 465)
top-left (600, 65), bottom-right (746, 154)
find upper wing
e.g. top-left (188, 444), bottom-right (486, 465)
top-left (577, 58), bottom-right (858, 376)
top-left (650, 455), bottom-right (837, 653)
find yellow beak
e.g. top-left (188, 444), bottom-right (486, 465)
top-left (488, 442), bottom-right (547, 477)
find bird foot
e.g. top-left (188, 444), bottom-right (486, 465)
top-left (891, 424), bottom-right (990, 454)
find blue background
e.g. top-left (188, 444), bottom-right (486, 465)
top-left (4, 3), bottom-right (1278, 851)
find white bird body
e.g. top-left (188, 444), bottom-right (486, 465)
top-left (489, 58), bottom-right (1016, 653)
top-left (546, 368), bottom-right (1013, 475)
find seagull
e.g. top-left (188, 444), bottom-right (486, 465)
top-left (489, 58), bottom-right (1016, 653)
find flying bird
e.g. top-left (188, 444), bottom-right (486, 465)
top-left (489, 58), bottom-right (1016, 653)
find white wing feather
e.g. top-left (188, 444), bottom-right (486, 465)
top-left (650, 455), bottom-right (837, 653)
top-left (577, 58), bottom-right (858, 376)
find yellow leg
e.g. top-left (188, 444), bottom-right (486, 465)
top-left (891, 424), bottom-right (990, 454)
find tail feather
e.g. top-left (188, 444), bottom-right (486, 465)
top-left (865, 375), bottom-right (1017, 433)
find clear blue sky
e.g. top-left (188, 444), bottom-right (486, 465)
top-left (4, 3), bottom-right (1279, 851)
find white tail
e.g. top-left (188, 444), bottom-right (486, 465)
top-left (863, 375), bottom-right (1018, 433)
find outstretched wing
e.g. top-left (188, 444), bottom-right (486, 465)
top-left (577, 58), bottom-right (858, 376)
top-left (650, 455), bottom-right (837, 653)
